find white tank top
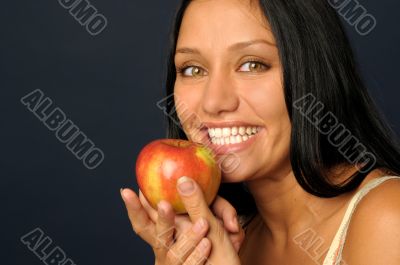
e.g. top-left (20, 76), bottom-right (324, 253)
top-left (322, 175), bottom-right (400, 265)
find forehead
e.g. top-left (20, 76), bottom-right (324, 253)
top-left (177, 0), bottom-right (274, 49)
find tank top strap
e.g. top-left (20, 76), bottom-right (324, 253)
top-left (323, 175), bottom-right (400, 265)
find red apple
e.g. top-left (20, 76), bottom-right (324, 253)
top-left (136, 139), bottom-right (221, 214)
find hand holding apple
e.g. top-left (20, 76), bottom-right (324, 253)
top-left (120, 187), bottom-right (245, 264)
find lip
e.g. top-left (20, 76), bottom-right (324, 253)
top-left (201, 121), bottom-right (262, 129)
top-left (198, 121), bottom-right (264, 156)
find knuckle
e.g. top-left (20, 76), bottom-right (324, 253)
top-left (186, 200), bottom-right (203, 216)
top-left (157, 214), bottom-right (171, 226)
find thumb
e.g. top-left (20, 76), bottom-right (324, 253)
top-left (176, 176), bottom-right (214, 222)
top-left (177, 176), bottom-right (236, 256)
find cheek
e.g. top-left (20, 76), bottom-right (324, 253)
top-left (174, 83), bottom-right (203, 135)
top-left (240, 73), bottom-right (288, 124)
top-left (174, 82), bottom-right (203, 112)
top-left (240, 75), bottom-right (291, 156)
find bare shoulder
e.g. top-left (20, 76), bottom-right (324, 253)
top-left (342, 176), bottom-right (400, 265)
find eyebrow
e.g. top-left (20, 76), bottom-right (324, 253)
top-left (175, 39), bottom-right (275, 55)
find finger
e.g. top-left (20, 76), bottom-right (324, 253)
top-left (174, 215), bottom-right (193, 239)
top-left (176, 177), bottom-right (227, 247)
top-left (211, 196), bottom-right (240, 233)
top-left (228, 227), bottom-right (245, 252)
top-left (176, 176), bottom-right (214, 223)
top-left (215, 216), bottom-right (244, 253)
top-left (120, 188), bottom-right (156, 245)
top-left (154, 200), bottom-right (175, 253)
top-left (139, 190), bottom-right (158, 222)
top-left (166, 218), bottom-right (209, 264)
top-left (183, 238), bottom-right (211, 265)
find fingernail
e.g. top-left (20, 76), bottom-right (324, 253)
top-left (192, 218), bottom-right (207, 234)
top-left (120, 188), bottom-right (125, 198)
top-left (231, 216), bottom-right (239, 233)
top-left (199, 238), bottom-right (209, 251)
top-left (177, 176), bottom-right (195, 195)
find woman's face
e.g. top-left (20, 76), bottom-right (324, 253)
top-left (174, 0), bottom-right (292, 182)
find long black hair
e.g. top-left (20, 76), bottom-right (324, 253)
top-left (162, 0), bottom-right (400, 216)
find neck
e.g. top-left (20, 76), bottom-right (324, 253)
top-left (245, 165), bottom-right (357, 246)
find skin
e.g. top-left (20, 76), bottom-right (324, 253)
top-left (121, 182), bottom-right (244, 264)
top-left (122, 0), bottom-right (400, 264)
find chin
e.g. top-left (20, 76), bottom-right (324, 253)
top-left (219, 165), bottom-right (252, 183)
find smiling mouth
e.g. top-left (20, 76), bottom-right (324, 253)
top-left (207, 126), bottom-right (260, 145)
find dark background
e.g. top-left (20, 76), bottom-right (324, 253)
top-left (1, 0), bottom-right (399, 264)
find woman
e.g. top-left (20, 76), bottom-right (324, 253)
top-left (121, 0), bottom-right (400, 264)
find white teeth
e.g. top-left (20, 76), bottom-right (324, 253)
top-left (208, 125), bottom-right (260, 145)
top-left (231, 127), bottom-right (238, 136)
top-left (209, 128), bottom-right (215, 137)
top-left (222, 127), bottom-right (231, 137)
top-left (246, 127), bottom-right (252, 135)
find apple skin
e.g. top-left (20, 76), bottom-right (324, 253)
top-left (136, 139), bottom-right (221, 214)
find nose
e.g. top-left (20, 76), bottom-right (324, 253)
top-left (201, 72), bottom-right (239, 116)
